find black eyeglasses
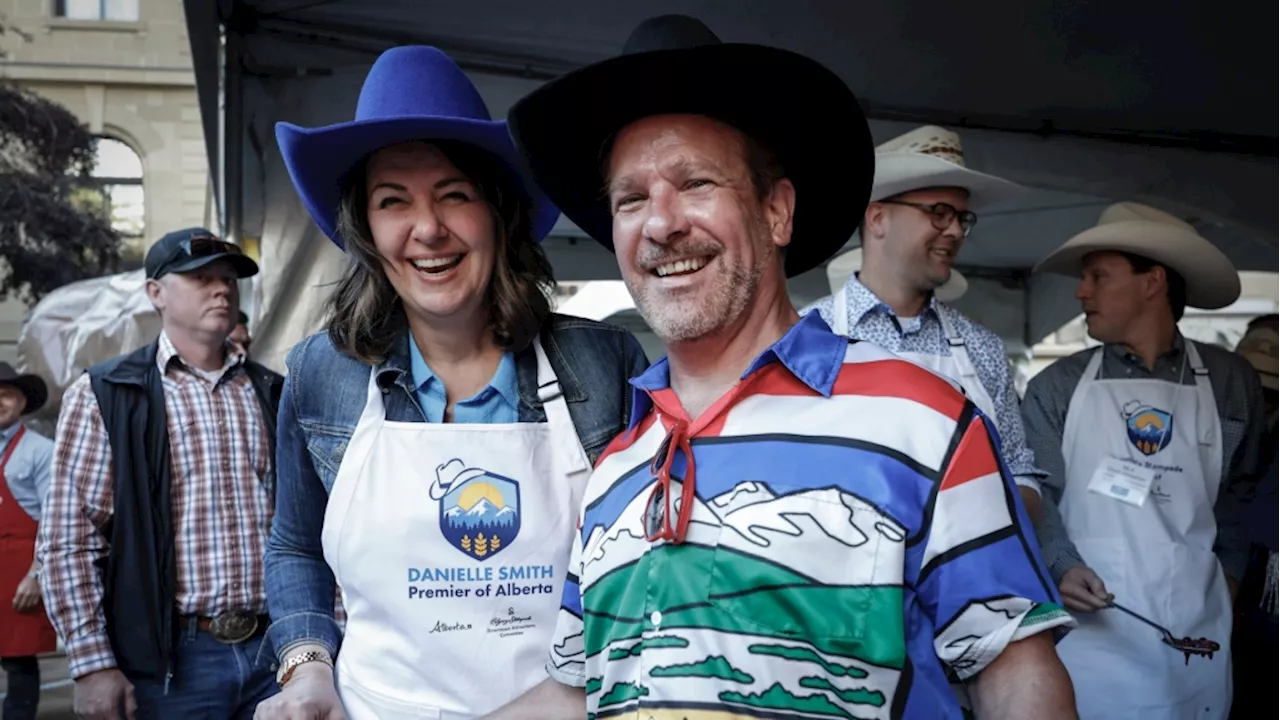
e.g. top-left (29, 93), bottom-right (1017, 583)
top-left (642, 420), bottom-right (696, 545)
top-left (155, 234), bottom-right (244, 276)
top-left (881, 200), bottom-right (978, 237)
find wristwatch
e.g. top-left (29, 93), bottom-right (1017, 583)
top-left (276, 650), bottom-right (333, 687)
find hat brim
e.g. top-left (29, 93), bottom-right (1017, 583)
top-left (166, 252), bottom-right (260, 279)
top-left (872, 154), bottom-right (1027, 210)
top-left (825, 247), bottom-right (968, 303)
top-left (508, 43), bottom-right (873, 278)
top-left (1034, 220), bottom-right (1241, 309)
top-left (276, 116), bottom-right (561, 247)
top-left (0, 375), bottom-right (47, 415)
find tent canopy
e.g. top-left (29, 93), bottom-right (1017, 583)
top-left (183, 0), bottom-right (1278, 368)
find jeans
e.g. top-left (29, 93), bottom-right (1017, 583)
top-left (132, 619), bottom-right (278, 720)
top-left (1, 657), bottom-right (39, 720)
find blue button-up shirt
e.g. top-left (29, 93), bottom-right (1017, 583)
top-left (408, 338), bottom-right (519, 424)
top-left (802, 275), bottom-right (1048, 489)
top-left (1, 422), bottom-right (54, 522)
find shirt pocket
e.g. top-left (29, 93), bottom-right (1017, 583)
top-left (703, 488), bottom-right (891, 645)
top-left (302, 425), bottom-right (349, 493)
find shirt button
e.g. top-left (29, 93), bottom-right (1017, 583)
top-left (650, 611), bottom-right (662, 628)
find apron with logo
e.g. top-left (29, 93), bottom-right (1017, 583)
top-left (321, 337), bottom-right (591, 720)
top-left (1055, 344), bottom-right (1231, 719)
top-left (833, 290), bottom-right (998, 418)
top-left (0, 425), bottom-right (58, 657)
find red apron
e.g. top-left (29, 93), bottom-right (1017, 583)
top-left (0, 425), bottom-right (58, 657)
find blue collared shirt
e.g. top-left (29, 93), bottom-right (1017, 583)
top-left (1, 422), bottom-right (54, 522)
top-left (803, 275), bottom-right (1047, 488)
top-left (407, 337), bottom-right (519, 424)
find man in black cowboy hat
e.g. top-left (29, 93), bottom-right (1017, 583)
top-left (37, 228), bottom-right (285, 719)
top-left (492, 14), bottom-right (1077, 720)
top-left (0, 363), bottom-right (57, 720)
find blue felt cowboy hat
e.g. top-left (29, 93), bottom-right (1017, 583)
top-left (507, 15), bottom-right (874, 278)
top-left (276, 45), bottom-right (560, 247)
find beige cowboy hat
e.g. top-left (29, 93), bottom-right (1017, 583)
top-left (826, 247), bottom-right (968, 303)
top-left (871, 125), bottom-right (1026, 210)
top-left (1034, 202), bottom-right (1241, 309)
top-left (1235, 326), bottom-right (1278, 391)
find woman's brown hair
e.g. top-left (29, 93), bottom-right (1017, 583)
top-left (326, 140), bottom-right (556, 364)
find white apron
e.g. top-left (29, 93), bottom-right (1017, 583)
top-left (833, 289), bottom-right (997, 419)
top-left (321, 337), bottom-right (592, 720)
top-left (1055, 344), bottom-right (1231, 720)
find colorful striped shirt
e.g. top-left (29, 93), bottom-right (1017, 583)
top-left (546, 313), bottom-right (1073, 719)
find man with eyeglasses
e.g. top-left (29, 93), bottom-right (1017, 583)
top-left (803, 125), bottom-right (1048, 523)
top-left (494, 15), bottom-right (1077, 720)
top-left (39, 228), bottom-right (285, 719)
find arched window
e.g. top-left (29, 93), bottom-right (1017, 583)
top-left (76, 136), bottom-right (146, 268)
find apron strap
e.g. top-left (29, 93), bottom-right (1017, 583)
top-left (532, 336), bottom-right (591, 476)
top-left (832, 287), bottom-right (850, 336)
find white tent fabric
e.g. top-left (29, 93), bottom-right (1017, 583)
top-left (182, 0), bottom-right (1276, 372)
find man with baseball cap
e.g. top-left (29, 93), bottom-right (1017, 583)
top-left (1022, 202), bottom-right (1268, 719)
top-left (805, 125), bottom-right (1048, 521)
top-left (492, 14), bottom-right (1076, 720)
top-left (0, 363), bottom-right (56, 720)
top-left (39, 227), bottom-right (285, 718)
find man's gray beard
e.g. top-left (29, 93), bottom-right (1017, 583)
top-left (629, 254), bottom-right (767, 344)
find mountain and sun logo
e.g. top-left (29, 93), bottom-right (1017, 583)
top-left (431, 458), bottom-right (522, 561)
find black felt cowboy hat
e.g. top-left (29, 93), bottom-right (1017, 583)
top-left (0, 363), bottom-right (48, 415)
top-left (507, 14), bottom-right (874, 278)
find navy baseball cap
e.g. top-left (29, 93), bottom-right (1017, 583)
top-left (144, 228), bottom-right (260, 280)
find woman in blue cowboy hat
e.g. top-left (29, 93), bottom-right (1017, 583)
top-left (256, 45), bottom-right (648, 720)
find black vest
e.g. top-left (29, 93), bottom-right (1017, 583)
top-left (87, 340), bottom-right (282, 681)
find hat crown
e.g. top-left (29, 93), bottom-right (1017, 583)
top-left (622, 14), bottom-right (722, 55)
top-left (1096, 201), bottom-right (1196, 234)
top-left (354, 46), bottom-right (492, 123)
top-left (877, 125), bottom-right (967, 168)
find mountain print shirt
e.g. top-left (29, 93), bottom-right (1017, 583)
top-left (545, 313), bottom-right (1074, 720)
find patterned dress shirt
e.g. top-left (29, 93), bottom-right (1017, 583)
top-left (39, 333), bottom-right (274, 679)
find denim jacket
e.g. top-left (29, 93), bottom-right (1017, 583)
top-left (263, 313), bottom-right (649, 663)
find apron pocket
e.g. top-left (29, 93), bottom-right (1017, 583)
top-left (705, 495), bottom-right (885, 643)
top-left (340, 677), bottom-right (443, 719)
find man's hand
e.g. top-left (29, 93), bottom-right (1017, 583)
top-left (1059, 565), bottom-right (1113, 612)
top-left (73, 668), bottom-right (136, 720)
top-left (254, 662), bottom-right (345, 720)
top-left (12, 574), bottom-right (41, 613)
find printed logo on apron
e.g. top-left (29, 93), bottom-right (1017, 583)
top-left (433, 459), bottom-right (521, 562)
top-left (1124, 401), bottom-right (1175, 456)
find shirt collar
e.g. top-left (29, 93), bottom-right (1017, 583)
top-left (841, 272), bottom-right (941, 325)
top-left (0, 422), bottom-right (19, 446)
top-left (1104, 331), bottom-right (1187, 365)
top-left (407, 335), bottom-right (519, 409)
top-left (156, 330), bottom-right (245, 374)
top-left (626, 312), bottom-right (848, 428)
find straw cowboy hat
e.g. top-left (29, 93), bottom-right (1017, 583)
top-left (507, 14), bottom-right (874, 278)
top-left (826, 247), bottom-right (968, 303)
top-left (275, 46), bottom-right (561, 248)
top-left (871, 125), bottom-right (1026, 210)
top-left (1235, 326), bottom-right (1278, 391)
top-left (0, 363), bottom-right (48, 415)
top-left (1035, 201), bottom-right (1241, 309)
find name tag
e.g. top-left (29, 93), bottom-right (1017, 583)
top-left (1087, 456), bottom-right (1156, 508)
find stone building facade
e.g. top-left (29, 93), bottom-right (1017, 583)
top-left (0, 0), bottom-right (208, 363)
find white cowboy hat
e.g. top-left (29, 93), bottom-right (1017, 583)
top-left (1235, 326), bottom-right (1278, 391)
top-left (871, 125), bottom-right (1026, 210)
top-left (1034, 201), bottom-right (1241, 309)
top-left (826, 247), bottom-right (968, 303)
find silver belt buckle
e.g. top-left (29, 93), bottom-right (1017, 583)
top-left (209, 611), bottom-right (259, 644)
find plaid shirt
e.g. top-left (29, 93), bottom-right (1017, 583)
top-left (39, 333), bottom-right (274, 679)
